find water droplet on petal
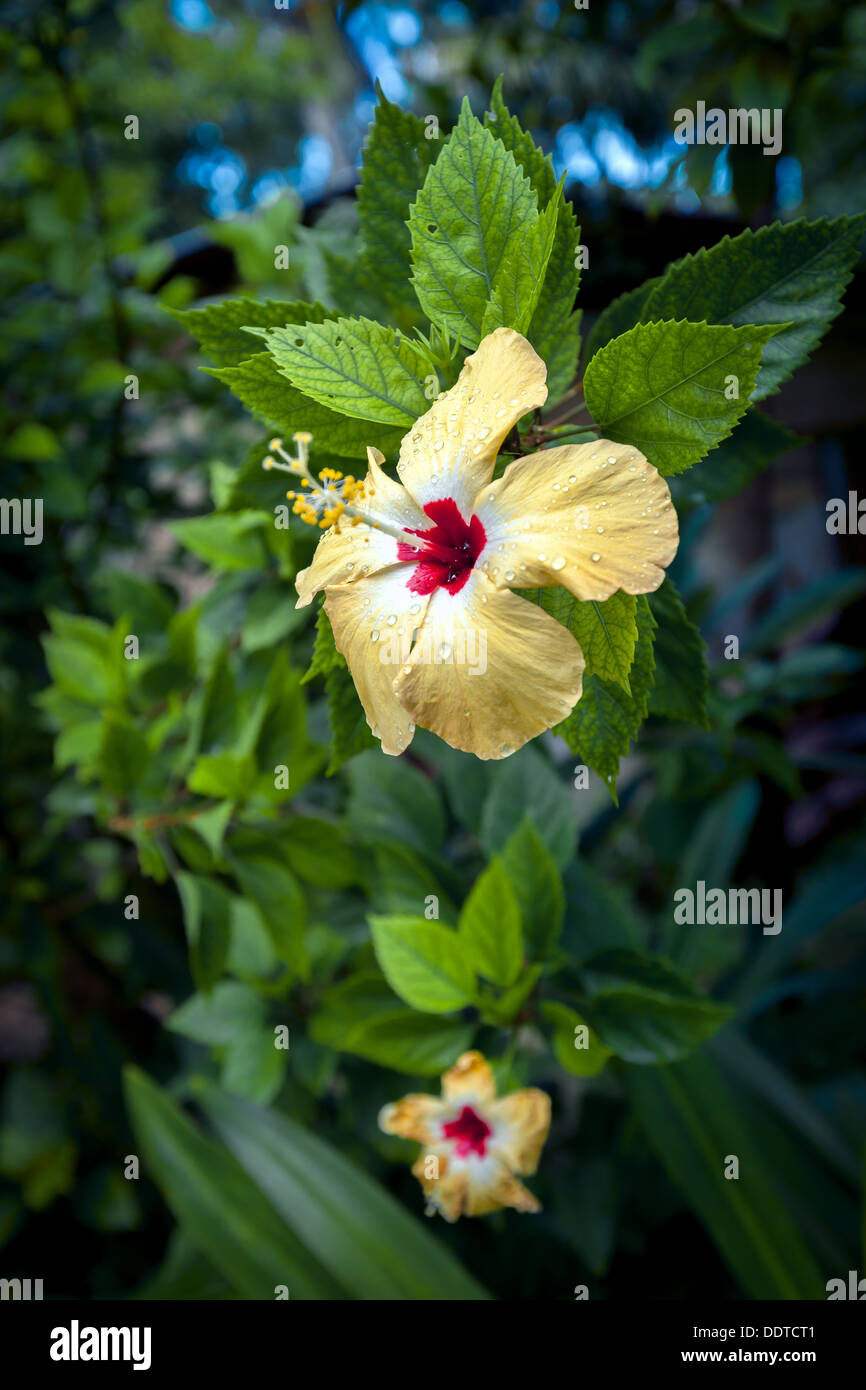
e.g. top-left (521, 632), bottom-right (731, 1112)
top-left (591, 552), bottom-right (601, 562)
top-left (551, 556), bottom-right (566, 571)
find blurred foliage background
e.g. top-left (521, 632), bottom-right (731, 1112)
top-left (1, 0), bottom-right (864, 1300)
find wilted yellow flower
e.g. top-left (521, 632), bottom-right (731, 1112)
top-left (289, 327), bottom-right (678, 758)
top-left (379, 1050), bottom-right (551, 1223)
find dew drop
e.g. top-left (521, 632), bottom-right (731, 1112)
top-left (386, 614), bottom-right (397, 626)
top-left (505, 569), bottom-right (516, 581)
top-left (371, 629), bottom-right (380, 641)
top-left (591, 552), bottom-right (601, 562)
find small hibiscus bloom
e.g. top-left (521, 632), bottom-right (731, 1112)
top-left (276, 327), bottom-right (678, 759)
top-left (379, 1050), bottom-right (551, 1222)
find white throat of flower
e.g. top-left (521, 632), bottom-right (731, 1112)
top-left (263, 433), bottom-right (427, 551)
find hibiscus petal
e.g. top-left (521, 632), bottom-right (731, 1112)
top-left (411, 1151), bottom-right (541, 1220)
top-left (395, 328), bottom-right (548, 521)
top-left (489, 1089), bottom-right (552, 1176)
top-left (378, 1094), bottom-right (449, 1145)
top-left (324, 565), bottom-right (430, 755)
top-left (473, 439), bottom-right (679, 601)
top-left (441, 1050), bottom-right (497, 1105)
top-left (393, 571), bottom-right (584, 759)
top-left (296, 448), bottom-right (427, 607)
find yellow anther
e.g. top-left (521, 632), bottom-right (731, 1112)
top-left (293, 431), bottom-right (313, 445)
top-left (263, 456), bottom-right (275, 470)
top-left (269, 438), bottom-right (282, 451)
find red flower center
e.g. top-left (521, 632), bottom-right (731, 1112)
top-left (397, 499), bottom-right (486, 596)
top-left (442, 1104), bottom-right (492, 1158)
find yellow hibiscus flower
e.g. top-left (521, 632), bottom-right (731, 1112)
top-left (379, 1050), bottom-right (551, 1222)
top-left (270, 327), bottom-right (678, 759)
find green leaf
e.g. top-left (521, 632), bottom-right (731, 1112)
top-left (369, 914), bottom-right (476, 1013)
top-left (554, 594), bottom-right (657, 797)
top-left (357, 88), bottom-right (438, 312)
top-left (209, 353), bottom-right (404, 460)
top-left (480, 194), bottom-right (558, 337)
top-left (482, 79), bottom-right (582, 400)
top-left (372, 842), bottom-right (458, 923)
top-left (310, 971), bottom-right (474, 1075)
top-left (221, 1027), bottom-right (286, 1105)
top-left (669, 408), bottom-right (798, 505)
top-left (322, 247), bottom-right (391, 323)
top-left (641, 215), bottom-right (866, 399)
top-left (409, 99), bottom-right (538, 347)
top-left (733, 845), bottom-right (866, 1006)
top-left (172, 298), bottom-right (334, 367)
top-left (625, 1051), bottom-right (827, 1298)
top-left (169, 512), bottom-right (266, 571)
top-left (562, 858), bottom-right (641, 959)
top-left (199, 1083), bottom-right (490, 1299)
top-left (500, 818), bottom-right (565, 959)
top-left (647, 578), bottom-right (708, 726)
top-left (175, 873), bottom-right (233, 993)
top-left (584, 277), bottom-right (661, 362)
top-left (302, 605), bottom-right (344, 684)
top-left (665, 781), bottom-right (761, 976)
top-left (584, 319), bottom-right (780, 475)
top-left (240, 579), bottom-right (308, 652)
top-left (280, 817), bottom-right (359, 890)
top-left (542, 588), bottom-right (637, 690)
top-left (187, 752), bottom-right (256, 801)
top-left (123, 1067), bottom-right (341, 1299)
top-left (541, 1001), bottom-right (613, 1077)
top-left (266, 316), bottom-right (430, 426)
top-left (324, 662), bottom-right (377, 773)
top-left (347, 751), bottom-right (447, 856)
top-left (98, 715), bottom-right (149, 796)
top-left (484, 77), bottom-right (557, 204)
top-left (574, 949), bottom-right (733, 1064)
top-left (166, 980), bottom-right (264, 1046)
top-left (480, 745), bottom-right (576, 868)
top-left (458, 860), bottom-right (523, 987)
top-left (42, 610), bottom-right (125, 706)
top-left (335, 1011), bottom-right (475, 1076)
top-left (228, 851), bottom-right (308, 979)
top-left (527, 190), bottom-right (582, 402)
